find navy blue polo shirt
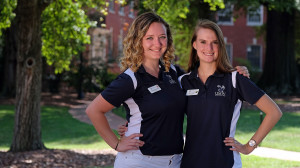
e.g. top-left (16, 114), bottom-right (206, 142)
top-left (179, 69), bottom-right (264, 168)
top-left (101, 64), bottom-right (186, 156)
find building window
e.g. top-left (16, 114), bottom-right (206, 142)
top-left (217, 4), bottom-right (234, 25)
top-left (247, 5), bottom-right (263, 26)
top-left (109, 0), bottom-right (115, 13)
top-left (119, 5), bottom-right (124, 16)
top-left (247, 45), bottom-right (262, 70)
top-left (225, 44), bottom-right (233, 63)
top-left (128, 1), bottom-right (134, 18)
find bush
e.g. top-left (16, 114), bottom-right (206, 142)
top-left (63, 57), bottom-right (118, 94)
top-left (234, 58), bottom-right (262, 83)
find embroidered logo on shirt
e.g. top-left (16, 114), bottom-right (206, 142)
top-left (166, 75), bottom-right (176, 84)
top-left (215, 85), bottom-right (226, 96)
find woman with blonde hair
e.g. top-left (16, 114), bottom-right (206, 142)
top-left (86, 12), bottom-right (186, 168)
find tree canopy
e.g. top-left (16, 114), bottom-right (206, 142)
top-left (1, 0), bottom-right (108, 73)
top-left (0, 0), bottom-right (16, 37)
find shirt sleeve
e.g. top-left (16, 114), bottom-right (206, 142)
top-left (236, 73), bottom-right (265, 105)
top-left (101, 73), bottom-right (135, 107)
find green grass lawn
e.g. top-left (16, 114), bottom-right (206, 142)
top-left (241, 155), bottom-right (300, 168)
top-left (0, 105), bottom-right (112, 150)
top-left (235, 109), bottom-right (300, 152)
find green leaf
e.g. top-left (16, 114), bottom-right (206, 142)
top-left (0, 0), bottom-right (17, 37)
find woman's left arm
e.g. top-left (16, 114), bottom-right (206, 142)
top-left (225, 94), bottom-right (282, 154)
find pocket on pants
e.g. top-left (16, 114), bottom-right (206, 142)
top-left (169, 154), bottom-right (182, 168)
top-left (114, 152), bottom-right (145, 168)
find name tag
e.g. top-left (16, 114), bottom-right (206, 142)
top-left (186, 89), bottom-right (199, 96)
top-left (148, 85), bottom-right (161, 94)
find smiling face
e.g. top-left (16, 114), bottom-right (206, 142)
top-left (142, 22), bottom-right (168, 61)
top-left (193, 28), bottom-right (219, 64)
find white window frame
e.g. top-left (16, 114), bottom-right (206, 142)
top-left (119, 5), bottom-right (125, 16)
top-left (247, 5), bottom-right (263, 26)
top-left (246, 45), bottom-right (262, 70)
top-left (108, 0), bottom-right (115, 13)
top-left (225, 43), bottom-right (233, 64)
top-left (217, 4), bottom-right (234, 26)
top-left (128, 1), bottom-right (134, 18)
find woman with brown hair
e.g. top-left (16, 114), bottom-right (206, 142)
top-left (179, 19), bottom-right (282, 168)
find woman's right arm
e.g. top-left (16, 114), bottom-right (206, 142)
top-left (224, 94), bottom-right (282, 154)
top-left (86, 94), bottom-right (144, 151)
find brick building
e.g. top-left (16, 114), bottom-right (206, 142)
top-left (87, 2), bottom-right (266, 73)
top-left (217, 5), bottom-right (267, 71)
top-left (85, 1), bottom-right (137, 73)
top-left (106, 0), bottom-right (137, 60)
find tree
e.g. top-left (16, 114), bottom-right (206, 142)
top-left (259, 8), bottom-right (299, 94)
top-left (0, 0), bottom-right (106, 152)
top-left (231, 0), bottom-right (300, 94)
top-left (9, 0), bottom-right (48, 152)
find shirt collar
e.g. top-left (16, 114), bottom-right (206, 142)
top-left (188, 67), bottom-right (225, 80)
top-left (137, 60), bottom-right (165, 74)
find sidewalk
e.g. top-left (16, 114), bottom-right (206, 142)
top-left (251, 147), bottom-right (300, 162)
top-left (68, 104), bottom-right (300, 162)
top-left (68, 103), bottom-right (127, 130)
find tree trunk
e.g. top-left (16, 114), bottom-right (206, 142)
top-left (258, 9), bottom-right (300, 95)
top-left (10, 0), bottom-right (49, 152)
top-left (77, 52), bottom-right (84, 99)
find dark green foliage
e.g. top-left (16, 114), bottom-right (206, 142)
top-left (234, 58), bottom-right (262, 83)
top-left (0, 0), bottom-right (16, 37)
top-left (64, 57), bottom-right (118, 93)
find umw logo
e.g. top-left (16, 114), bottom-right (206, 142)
top-left (215, 85), bottom-right (226, 96)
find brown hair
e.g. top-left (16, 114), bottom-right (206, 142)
top-left (187, 19), bottom-right (234, 73)
top-left (121, 12), bottom-right (175, 72)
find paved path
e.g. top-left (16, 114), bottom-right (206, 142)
top-left (251, 147), bottom-right (300, 162)
top-left (68, 103), bottom-right (126, 130)
top-left (69, 104), bottom-right (300, 162)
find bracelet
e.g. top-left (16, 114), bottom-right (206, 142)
top-left (114, 140), bottom-right (119, 150)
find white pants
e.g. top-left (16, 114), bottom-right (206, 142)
top-left (114, 151), bottom-right (182, 168)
